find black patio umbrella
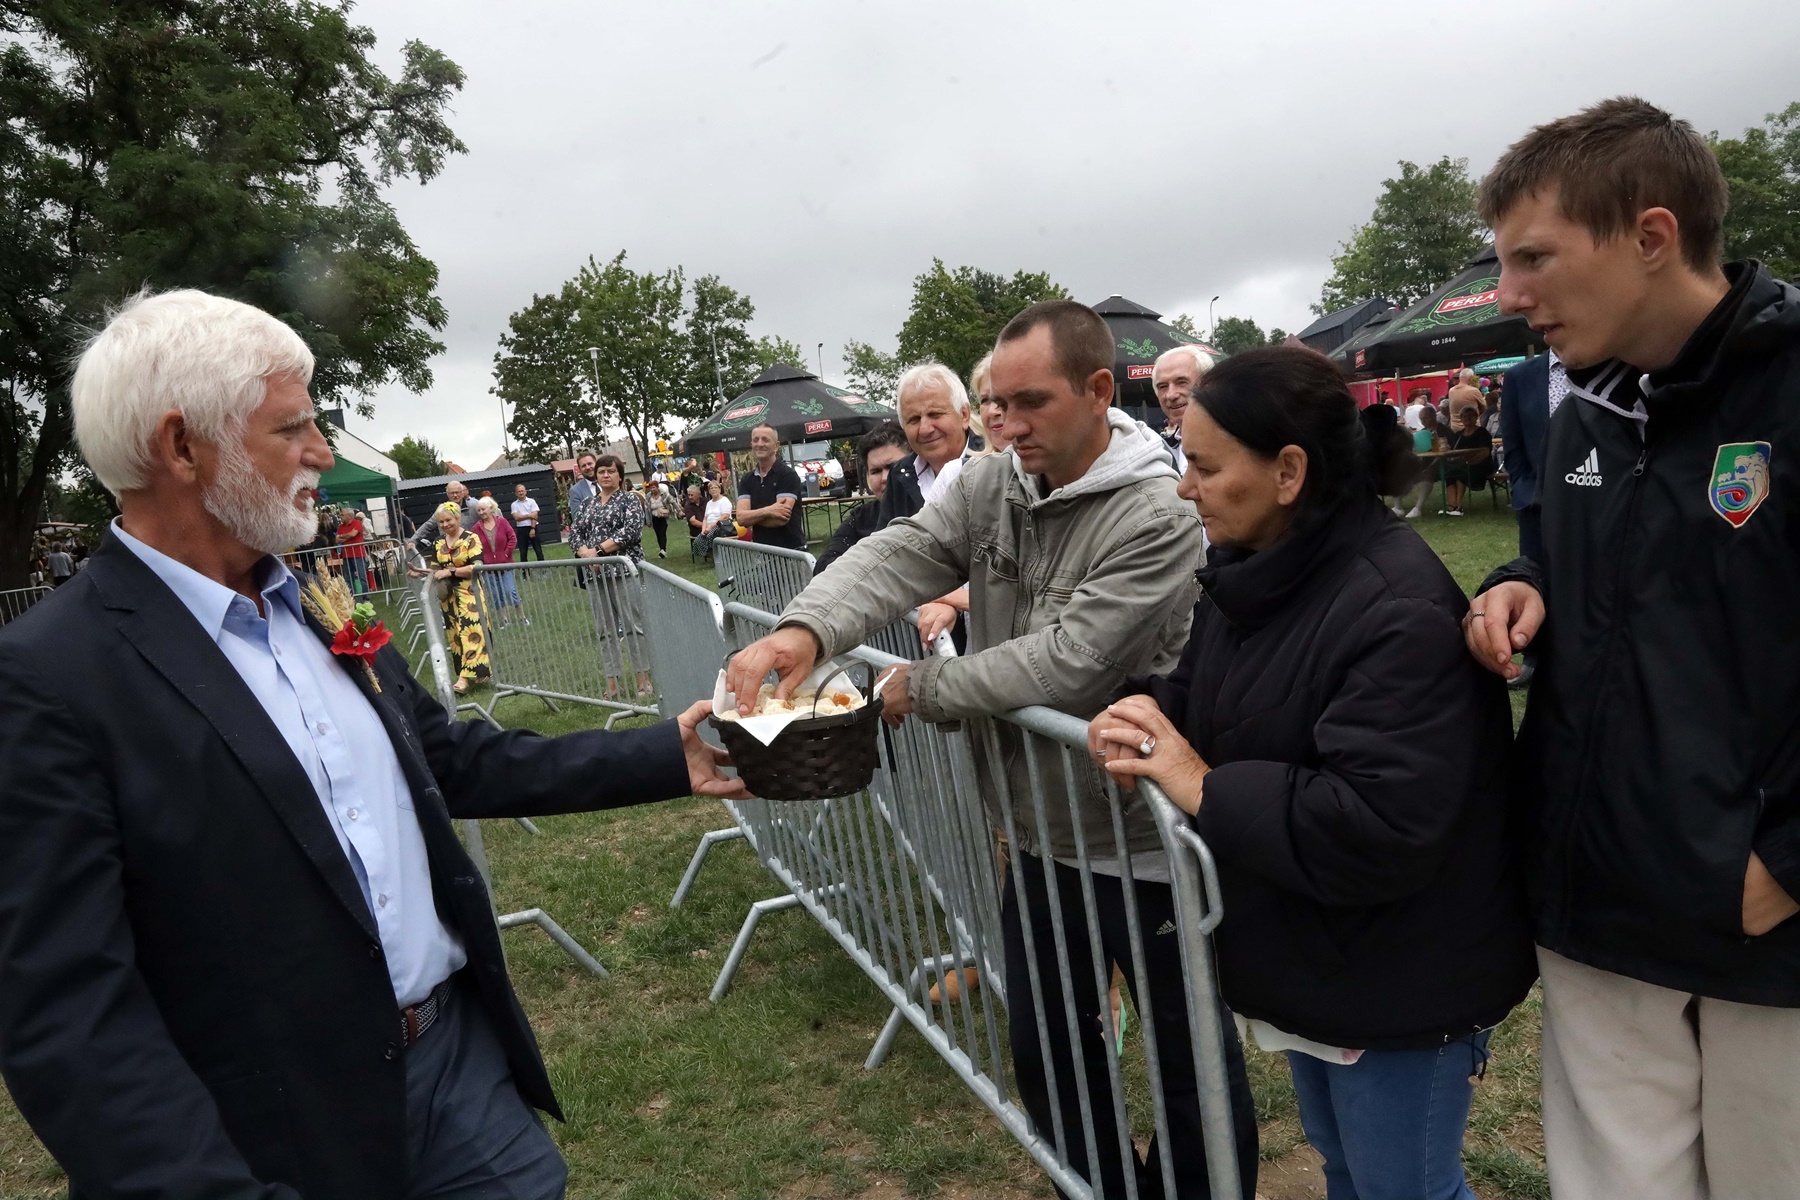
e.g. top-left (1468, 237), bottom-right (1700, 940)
top-left (1091, 295), bottom-right (1223, 430)
top-left (678, 364), bottom-right (896, 454)
top-left (1330, 308), bottom-right (1399, 376)
top-left (1359, 247), bottom-right (1544, 373)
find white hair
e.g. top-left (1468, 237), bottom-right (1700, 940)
top-left (1152, 344), bottom-right (1214, 382)
top-left (476, 496), bottom-right (500, 516)
top-left (895, 361), bottom-right (969, 413)
top-left (1458, 367), bottom-right (1477, 384)
top-left (72, 289), bottom-right (314, 494)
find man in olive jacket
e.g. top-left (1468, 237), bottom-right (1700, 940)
top-left (1467, 99), bottom-right (1800, 1199)
top-left (728, 302), bottom-right (1255, 1199)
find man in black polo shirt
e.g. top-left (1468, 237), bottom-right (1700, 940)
top-left (735, 423), bottom-right (807, 550)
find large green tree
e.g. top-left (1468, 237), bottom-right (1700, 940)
top-left (1208, 316), bottom-right (1268, 357)
top-left (894, 260), bottom-right (1068, 379)
top-left (1316, 157), bottom-right (1487, 314)
top-left (1713, 102), bottom-right (1800, 282)
top-left (493, 255), bottom-right (798, 467)
top-left (0, 1), bottom-right (464, 586)
top-left (387, 435), bottom-right (445, 480)
top-left (841, 339), bottom-right (900, 407)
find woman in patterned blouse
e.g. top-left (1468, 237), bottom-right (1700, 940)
top-left (570, 454), bottom-right (653, 700)
top-left (426, 501), bottom-right (491, 693)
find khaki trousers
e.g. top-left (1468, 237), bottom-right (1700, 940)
top-left (1539, 946), bottom-right (1800, 1200)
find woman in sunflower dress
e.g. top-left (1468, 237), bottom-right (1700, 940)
top-left (429, 501), bottom-right (490, 693)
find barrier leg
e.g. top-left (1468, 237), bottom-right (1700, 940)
top-left (711, 893), bottom-right (804, 1002)
top-left (497, 908), bottom-right (609, 978)
top-left (671, 826), bottom-right (747, 909)
top-left (709, 883), bottom-right (847, 1003)
top-left (866, 1006), bottom-right (909, 1070)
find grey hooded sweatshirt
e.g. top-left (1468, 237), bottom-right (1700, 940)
top-left (780, 409), bottom-right (1205, 860)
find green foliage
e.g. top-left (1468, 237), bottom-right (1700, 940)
top-left (1167, 312), bottom-right (1202, 339)
top-left (1267, 327), bottom-right (1289, 345)
top-left (1209, 316), bottom-right (1268, 357)
top-left (1713, 102), bottom-right (1800, 281)
top-left (842, 339), bottom-right (900, 406)
top-left (1317, 157), bottom-right (1487, 314)
top-left (493, 255), bottom-right (801, 468)
top-left (0, 0), bottom-right (465, 585)
top-left (388, 435), bottom-right (445, 480)
top-left (894, 260), bottom-right (1069, 379)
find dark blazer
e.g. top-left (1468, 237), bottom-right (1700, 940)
top-left (0, 533), bottom-right (690, 1199)
top-left (1499, 353), bottom-right (1551, 510)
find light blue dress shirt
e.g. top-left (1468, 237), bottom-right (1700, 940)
top-left (111, 520), bottom-right (465, 1006)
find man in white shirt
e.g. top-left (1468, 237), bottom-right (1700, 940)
top-left (509, 482), bottom-right (543, 562)
top-left (895, 362), bottom-right (973, 504)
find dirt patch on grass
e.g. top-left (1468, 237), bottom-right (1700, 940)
top-left (1256, 1143), bottom-right (1326, 1200)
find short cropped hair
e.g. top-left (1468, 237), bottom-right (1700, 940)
top-left (855, 421), bottom-right (910, 472)
top-left (595, 453), bottom-right (624, 474)
top-left (997, 300), bottom-right (1115, 395)
top-left (895, 361), bottom-right (970, 414)
top-left (1479, 96), bottom-right (1728, 272)
top-left (72, 289), bottom-right (314, 494)
top-left (1152, 344), bottom-right (1214, 384)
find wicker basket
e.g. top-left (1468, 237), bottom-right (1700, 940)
top-left (709, 660), bottom-right (884, 801)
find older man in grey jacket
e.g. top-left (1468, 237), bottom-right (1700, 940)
top-left (728, 300), bottom-right (1255, 1200)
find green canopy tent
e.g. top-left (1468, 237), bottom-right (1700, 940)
top-left (316, 456), bottom-right (396, 514)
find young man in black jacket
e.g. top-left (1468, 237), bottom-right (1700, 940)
top-left (1466, 98), bottom-right (1800, 1199)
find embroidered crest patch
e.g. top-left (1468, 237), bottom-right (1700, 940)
top-left (1710, 441), bottom-right (1772, 528)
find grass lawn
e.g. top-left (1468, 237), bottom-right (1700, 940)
top-left (0, 499), bottom-right (1546, 1199)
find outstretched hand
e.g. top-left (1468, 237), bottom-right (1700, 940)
top-left (1463, 581), bottom-right (1543, 680)
top-left (1086, 694), bottom-right (1210, 815)
top-left (724, 626), bottom-right (822, 716)
top-left (677, 700), bottom-right (747, 798)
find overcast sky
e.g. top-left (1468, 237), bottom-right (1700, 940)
top-left (344, 0), bottom-right (1800, 469)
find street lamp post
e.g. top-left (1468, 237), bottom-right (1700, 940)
top-left (1208, 295), bottom-right (1220, 344)
top-left (585, 346), bottom-right (604, 429)
top-left (816, 342), bottom-right (825, 380)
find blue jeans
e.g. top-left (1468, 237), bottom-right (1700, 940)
top-left (481, 569), bottom-right (520, 613)
top-left (1286, 1029), bottom-right (1492, 1200)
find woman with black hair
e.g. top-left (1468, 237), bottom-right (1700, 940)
top-left (1087, 346), bottom-right (1534, 1200)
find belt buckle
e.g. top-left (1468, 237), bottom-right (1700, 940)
top-left (400, 979), bottom-right (449, 1049)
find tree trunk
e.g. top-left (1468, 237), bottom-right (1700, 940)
top-left (0, 391), bottom-right (70, 591)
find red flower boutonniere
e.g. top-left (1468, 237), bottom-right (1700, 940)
top-left (302, 582), bottom-right (388, 692)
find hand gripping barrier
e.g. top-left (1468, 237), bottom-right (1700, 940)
top-left (709, 600), bottom-right (1246, 1200)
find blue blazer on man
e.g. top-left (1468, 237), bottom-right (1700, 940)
top-left (1499, 353), bottom-right (1552, 511)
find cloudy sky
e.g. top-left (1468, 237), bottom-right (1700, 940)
top-left (345, 0), bottom-right (1799, 468)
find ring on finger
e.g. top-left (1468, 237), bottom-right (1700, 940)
top-left (1139, 736), bottom-right (1156, 756)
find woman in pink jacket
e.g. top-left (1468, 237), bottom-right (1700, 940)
top-left (473, 497), bottom-right (527, 629)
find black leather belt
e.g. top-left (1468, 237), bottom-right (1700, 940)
top-left (400, 977), bottom-right (454, 1049)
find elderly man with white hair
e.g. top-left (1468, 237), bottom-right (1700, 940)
top-left (1150, 344), bottom-right (1213, 460)
top-left (0, 289), bottom-right (743, 1199)
top-left (883, 360), bottom-right (977, 514)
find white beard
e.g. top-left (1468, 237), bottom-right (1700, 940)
top-left (202, 440), bottom-right (321, 556)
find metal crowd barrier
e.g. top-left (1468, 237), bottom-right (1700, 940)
top-left (463, 557), bottom-right (659, 729)
top-left (0, 585), bottom-right (54, 626)
top-left (694, 600), bottom-right (1244, 1200)
top-left (712, 538), bottom-right (816, 614)
top-left (410, 571), bottom-right (610, 978)
top-left (284, 536), bottom-right (411, 601)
